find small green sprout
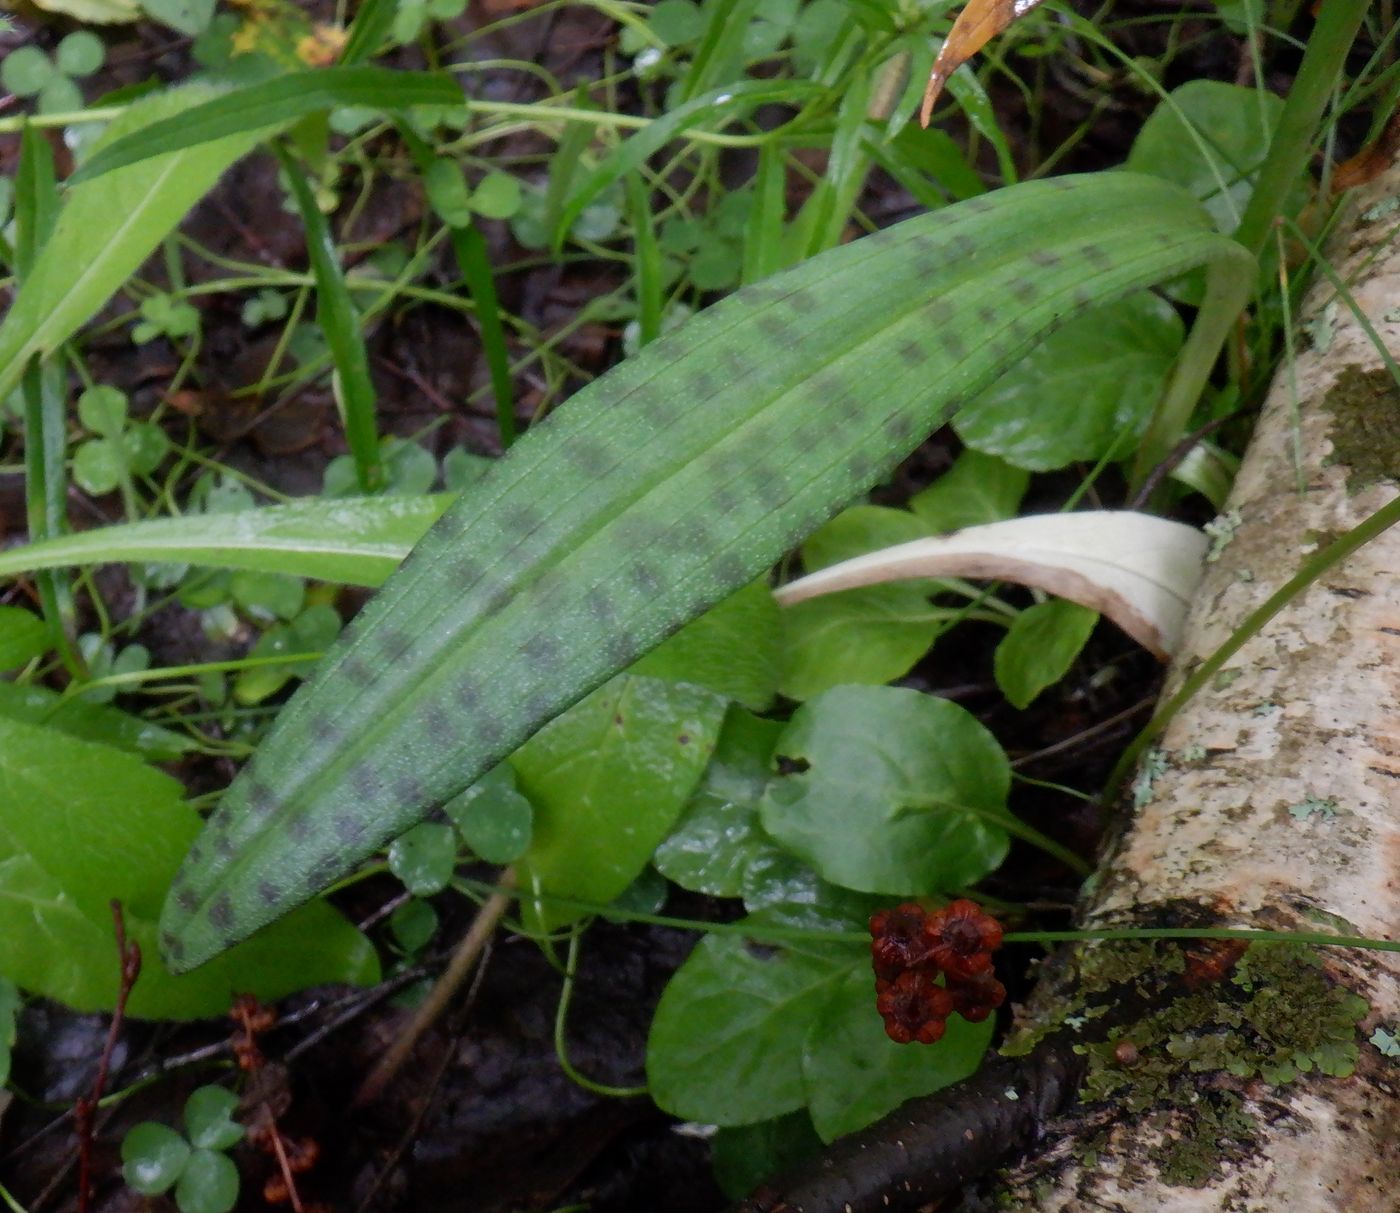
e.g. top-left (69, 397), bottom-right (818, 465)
top-left (0, 32), bottom-right (104, 115)
top-left (72, 386), bottom-right (171, 499)
top-left (122, 1085), bottom-right (243, 1213)
top-left (133, 293), bottom-right (201, 345)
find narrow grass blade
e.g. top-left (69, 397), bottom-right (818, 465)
top-left (680, 0), bottom-right (761, 101)
top-left (448, 224), bottom-right (517, 447)
top-left (339, 0), bottom-right (398, 66)
top-left (158, 173), bottom-right (1254, 972)
top-left (277, 145), bottom-right (383, 493)
top-left (0, 495), bottom-right (452, 586)
top-left (0, 86), bottom-right (281, 404)
top-left (626, 173), bottom-right (662, 346)
top-left (555, 80), bottom-right (821, 248)
top-left (68, 68), bottom-right (461, 185)
top-left (742, 141), bottom-right (787, 284)
top-left (15, 125), bottom-right (57, 278)
top-left (15, 129), bottom-right (77, 673)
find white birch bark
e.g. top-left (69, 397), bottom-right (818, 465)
top-left (1003, 160), bottom-right (1400, 1210)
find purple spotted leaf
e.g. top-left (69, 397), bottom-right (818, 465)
top-left (160, 173), bottom-right (1252, 971)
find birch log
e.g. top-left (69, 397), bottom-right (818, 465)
top-left (997, 159), bottom-right (1400, 1210)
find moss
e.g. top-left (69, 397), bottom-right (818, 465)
top-left (1323, 365), bottom-right (1400, 493)
top-left (1155, 1093), bottom-right (1257, 1187)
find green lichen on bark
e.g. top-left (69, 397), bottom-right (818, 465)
top-left (998, 938), bottom-right (1370, 1195)
top-left (1075, 941), bottom-right (1369, 1187)
top-left (1323, 365), bottom-right (1400, 493)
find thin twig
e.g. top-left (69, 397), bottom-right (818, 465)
top-left (353, 867), bottom-right (517, 1107)
top-left (1126, 413), bottom-right (1233, 512)
top-left (75, 901), bottom-right (141, 1213)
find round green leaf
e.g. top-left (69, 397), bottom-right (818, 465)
top-left (759, 686), bottom-right (1010, 894)
top-left (1126, 80), bottom-right (1284, 237)
top-left (37, 75), bottom-right (83, 117)
top-left (383, 437), bottom-right (438, 495)
top-left (424, 157), bottom-right (473, 227)
top-left (388, 822), bottom-right (457, 896)
top-left (993, 598), bottom-right (1099, 710)
top-left (646, 926), bottom-right (859, 1125)
top-left (690, 243), bottom-right (741, 291)
top-left (123, 421), bottom-right (172, 475)
top-left (0, 606), bottom-right (50, 672)
top-left (1, 47), bottom-right (55, 98)
top-left (183, 1085), bottom-right (244, 1151)
top-left (513, 674), bottom-right (725, 932)
top-left (121, 1122), bottom-right (190, 1195)
top-left (389, 897), bottom-right (439, 952)
top-left (72, 439), bottom-right (126, 495)
top-left (174, 1148), bottom-right (239, 1213)
top-left (444, 765), bottom-right (533, 864)
top-left (230, 571), bottom-right (305, 623)
top-left (779, 585), bottom-right (940, 702)
top-left (78, 384), bottom-right (128, 437)
top-left (631, 580), bottom-right (782, 710)
top-left (649, 0), bottom-right (704, 45)
top-left (801, 967), bottom-right (994, 1141)
top-left (653, 709), bottom-right (783, 898)
top-left (56, 31), bottom-right (106, 77)
top-left (469, 170), bottom-right (522, 220)
top-left (909, 451), bottom-right (1028, 533)
top-left (955, 293), bottom-right (1183, 471)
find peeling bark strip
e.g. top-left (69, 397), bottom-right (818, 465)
top-left (996, 160), bottom-right (1400, 1211)
top-left (729, 163), bottom-right (1400, 1213)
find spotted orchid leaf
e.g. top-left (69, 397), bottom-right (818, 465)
top-left (160, 173), bottom-right (1253, 972)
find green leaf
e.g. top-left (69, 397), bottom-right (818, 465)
top-left (0, 977), bottom-right (19, 1088)
top-left (389, 897), bottom-right (438, 952)
top-left (424, 157), bottom-right (473, 227)
top-left (0, 494), bottom-right (454, 587)
top-left (387, 822), bottom-right (457, 896)
top-left (646, 926), bottom-right (860, 1124)
top-left (760, 686), bottom-right (1009, 893)
top-left (174, 1148), bottom-right (240, 1213)
top-left (470, 170), bottom-right (522, 219)
top-left (279, 146), bottom-right (382, 493)
top-left (122, 1122), bottom-right (190, 1195)
top-left (0, 85), bottom-right (282, 404)
top-left (1, 48), bottom-right (54, 98)
top-left (0, 681), bottom-right (193, 759)
top-left (908, 449), bottom-right (1028, 532)
top-left (779, 505), bottom-right (942, 700)
top-left (159, 173), bottom-right (1254, 971)
top-left (141, 0), bottom-right (215, 34)
top-left (68, 68), bottom-right (462, 186)
top-left (72, 439), bottom-right (125, 494)
top-left (631, 580), bottom-right (781, 709)
top-left (183, 1086), bottom-right (244, 1150)
top-left (56, 31), bottom-right (106, 77)
top-left (712, 1112), bottom-right (823, 1201)
top-left (1126, 81), bottom-right (1284, 238)
top-left (654, 708), bottom-right (783, 898)
top-left (780, 585), bottom-right (940, 701)
top-left (993, 598), bottom-right (1099, 709)
top-left (0, 717), bottom-right (377, 1018)
top-left (513, 674), bottom-right (725, 931)
top-left (801, 967), bottom-right (994, 1141)
top-left (556, 80), bottom-right (819, 245)
top-left (78, 384), bottom-right (128, 436)
top-left (801, 504), bottom-right (929, 569)
top-left (0, 605), bottom-right (49, 671)
top-left (955, 293), bottom-right (1184, 471)
top-left (443, 765), bottom-right (532, 864)
top-left (649, 0), bottom-right (705, 45)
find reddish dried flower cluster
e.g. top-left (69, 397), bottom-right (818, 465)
top-left (870, 899), bottom-right (1006, 1044)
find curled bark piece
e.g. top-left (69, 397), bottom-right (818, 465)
top-left (774, 511), bottom-right (1207, 659)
